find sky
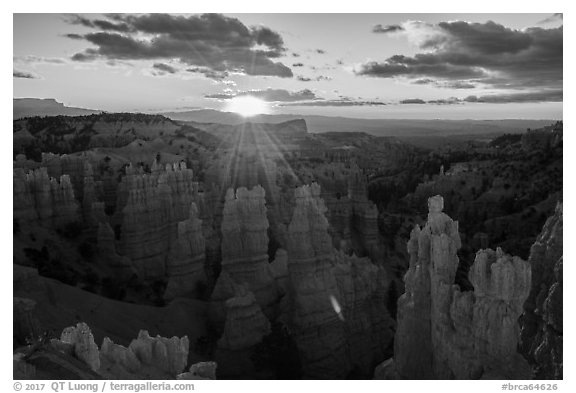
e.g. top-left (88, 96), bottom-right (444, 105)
top-left (13, 13), bottom-right (563, 119)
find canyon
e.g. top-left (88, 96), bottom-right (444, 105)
top-left (13, 113), bottom-right (562, 379)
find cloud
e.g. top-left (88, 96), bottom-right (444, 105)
top-left (373, 24), bottom-right (404, 33)
top-left (13, 69), bottom-right (40, 79)
top-left (67, 14), bottom-right (132, 32)
top-left (400, 98), bottom-right (426, 104)
top-left (297, 75), bottom-right (332, 82)
top-left (539, 13), bottom-right (563, 25)
top-left (205, 88), bottom-right (319, 102)
top-left (464, 90), bottom-right (562, 103)
top-left (152, 62), bottom-right (177, 74)
top-left (394, 90), bottom-right (562, 105)
top-left (65, 13), bottom-right (293, 78)
top-left (186, 67), bottom-right (229, 80)
top-left (280, 97), bottom-right (386, 107)
top-left (356, 20), bottom-right (562, 97)
top-left (13, 55), bottom-right (67, 65)
top-left (426, 97), bottom-right (462, 105)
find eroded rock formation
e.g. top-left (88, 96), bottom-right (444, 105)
top-left (211, 186), bottom-right (278, 318)
top-left (389, 195), bottom-right (531, 379)
top-left (100, 330), bottom-right (189, 379)
top-left (15, 321), bottom-right (203, 380)
top-left (13, 167), bottom-right (80, 227)
top-left (165, 203), bottom-right (207, 299)
top-left (520, 202), bottom-right (563, 379)
top-left (217, 284), bottom-right (271, 351)
top-left (115, 160), bottom-right (202, 283)
top-left (285, 183), bottom-right (394, 379)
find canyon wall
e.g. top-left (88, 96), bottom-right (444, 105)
top-left (520, 202), bottom-right (563, 379)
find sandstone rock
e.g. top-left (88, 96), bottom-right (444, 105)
top-left (177, 362), bottom-right (217, 380)
top-left (100, 330), bottom-right (189, 379)
top-left (285, 183), bottom-right (394, 379)
top-left (165, 203), bottom-right (207, 300)
top-left (13, 167), bottom-right (80, 227)
top-left (217, 284), bottom-right (271, 351)
top-left (96, 222), bottom-right (135, 279)
top-left (520, 202), bottom-right (563, 379)
top-left (116, 160), bottom-right (200, 282)
top-left (60, 322), bottom-right (100, 371)
top-left (393, 195), bottom-right (531, 379)
top-left (212, 186), bottom-right (278, 315)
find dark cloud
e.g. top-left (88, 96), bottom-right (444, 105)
top-left (443, 81), bottom-right (476, 89)
top-left (292, 53), bottom-right (300, 57)
top-left (464, 90), bottom-right (562, 103)
top-left (427, 97), bottom-right (462, 105)
top-left (297, 75), bottom-right (332, 82)
top-left (356, 21), bottom-right (562, 97)
top-left (68, 14), bottom-right (131, 32)
top-left (316, 49), bottom-right (326, 54)
top-left (65, 13), bottom-right (293, 78)
top-left (539, 13), bottom-right (563, 25)
top-left (281, 97), bottom-right (386, 107)
top-left (152, 62), bottom-right (177, 74)
top-left (205, 88), bottom-right (318, 102)
top-left (395, 90), bottom-right (562, 105)
top-left (400, 98), bottom-right (426, 104)
top-left (413, 78), bottom-right (434, 85)
top-left (65, 33), bottom-right (84, 40)
top-left (293, 63), bottom-right (304, 67)
top-left (186, 67), bottom-right (229, 80)
top-left (373, 24), bottom-right (404, 33)
top-left (13, 69), bottom-right (40, 79)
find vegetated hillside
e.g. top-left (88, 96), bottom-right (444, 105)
top-left (12, 113), bottom-right (216, 160)
top-left (369, 121), bottom-right (562, 288)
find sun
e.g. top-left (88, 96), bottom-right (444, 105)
top-left (225, 96), bottom-right (269, 117)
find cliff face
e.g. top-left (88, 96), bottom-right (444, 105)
top-left (96, 222), bottom-right (135, 279)
top-left (211, 186), bottom-right (278, 317)
top-left (520, 203), bottom-right (563, 379)
top-left (13, 167), bottom-right (80, 228)
top-left (391, 195), bottom-right (531, 379)
top-left (165, 203), bottom-right (207, 300)
top-left (286, 183), bottom-right (394, 379)
top-left (348, 164), bottom-right (383, 262)
top-left (116, 161), bottom-right (203, 284)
